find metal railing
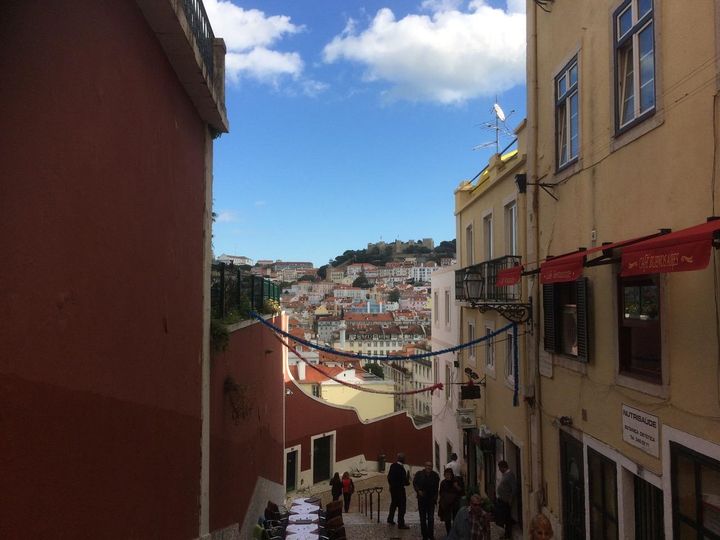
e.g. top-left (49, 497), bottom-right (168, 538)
top-left (455, 255), bottom-right (522, 303)
top-left (211, 263), bottom-right (280, 319)
top-left (181, 0), bottom-right (215, 76)
top-left (357, 487), bottom-right (383, 523)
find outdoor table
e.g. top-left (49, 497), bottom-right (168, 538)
top-left (289, 504), bottom-right (319, 514)
top-left (285, 534), bottom-right (318, 540)
top-left (286, 523), bottom-right (319, 534)
top-left (288, 513), bottom-right (318, 523)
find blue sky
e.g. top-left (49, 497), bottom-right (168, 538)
top-left (208, 0), bottom-right (527, 267)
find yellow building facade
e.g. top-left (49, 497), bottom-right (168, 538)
top-left (454, 124), bottom-right (532, 534)
top-left (525, 1), bottom-right (720, 538)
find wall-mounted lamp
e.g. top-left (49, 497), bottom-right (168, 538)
top-left (515, 173), bottom-right (559, 201)
top-left (559, 415), bottom-right (573, 427)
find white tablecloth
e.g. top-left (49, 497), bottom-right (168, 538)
top-left (288, 513), bottom-right (318, 523)
top-left (285, 534), bottom-right (318, 540)
top-left (287, 523), bottom-right (319, 534)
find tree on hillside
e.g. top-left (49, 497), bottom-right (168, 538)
top-left (352, 272), bottom-right (371, 289)
top-left (388, 288), bottom-right (401, 303)
top-left (317, 265), bottom-right (328, 280)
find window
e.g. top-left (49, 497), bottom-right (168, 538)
top-left (485, 325), bottom-right (495, 371)
top-left (445, 362), bottom-right (452, 400)
top-left (466, 224), bottom-right (474, 265)
top-left (434, 291), bottom-right (439, 323)
top-left (618, 275), bottom-right (661, 382)
top-left (311, 384), bottom-right (321, 397)
top-left (483, 214), bottom-right (493, 260)
top-left (556, 57), bottom-right (579, 168)
top-left (468, 321), bottom-right (476, 364)
top-left (444, 290), bottom-right (451, 325)
top-left (588, 448), bottom-right (618, 540)
top-left (615, 0), bottom-right (655, 130)
top-left (634, 475), bottom-right (664, 539)
top-left (543, 278), bottom-right (589, 360)
top-left (505, 331), bottom-right (516, 382)
top-left (671, 442), bottom-right (720, 538)
top-left (504, 201), bottom-right (518, 255)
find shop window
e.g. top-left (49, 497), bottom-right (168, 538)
top-left (671, 441), bottom-right (720, 538)
top-left (588, 448), bottom-right (618, 540)
top-left (618, 275), bottom-right (661, 382)
top-left (543, 278), bottom-right (590, 361)
top-left (634, 475), bottom-right (664, 539)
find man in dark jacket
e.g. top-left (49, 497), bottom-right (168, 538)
top-left (413, 461), bottom-right (441, 540)
top-left (387, 453), bottom-right (410, 529)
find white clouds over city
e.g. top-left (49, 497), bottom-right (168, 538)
top-left (323, 0), bottom-right (526, 104)
top-left (204, 0), bottom-right (304, 84)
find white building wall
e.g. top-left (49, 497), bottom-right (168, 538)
top-left (431, 265), bottom-right (463, 473)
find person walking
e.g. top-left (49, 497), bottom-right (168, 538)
top-left (341, 471), bottom-right (354, 512)
top-left (438, 467), bottom-right (464, 535)
top-left (448, 494), bottom-right (490, 540)
top-left (413, 461), bottom-right (440, 540)
top-left (386, 452), bottom-right (410, 529)
top-left (330, 472), bottom-right (342, 502)
top-left (445, 452), bottom-right (461, 479)
top-left (496, 460), bottom-right (517, 539)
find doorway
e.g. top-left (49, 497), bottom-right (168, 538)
top-left (560, 431), bottom-right (586, 540)
top-left (286, 450), bottom-right (298, 492)
top-left (505, 438), bottom-right (523, 529)
top-left (313, 435), bottom-right (332, 484)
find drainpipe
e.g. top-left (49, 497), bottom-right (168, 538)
top-left (526, 0), bottom-right (545, 518)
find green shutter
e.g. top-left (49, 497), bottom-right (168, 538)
top-left (576, 277), bottom-right (590, 363)
top-left (543, 283), bottom-right (557, 352)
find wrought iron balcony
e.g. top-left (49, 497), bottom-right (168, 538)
top-left (455, 255), bottom-right (530, 322)
top-left (181, 0), bottom-right (215, 76)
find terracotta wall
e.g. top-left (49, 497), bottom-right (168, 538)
top-left (210, 317), bottom-right (285, 531)
top-left (286, 382), bottom-right (432, 469)
top-left (1, 1), bottom-right (206, 537)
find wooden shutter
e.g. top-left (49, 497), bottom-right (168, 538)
top-left (543, 283), bottom-right (557, 352)
top-left (576, 277), bottom-right (590, 362)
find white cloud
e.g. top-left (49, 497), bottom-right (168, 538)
top-left (254, 200), bottom-right (267, 207)
top-left (216, 210), bottom-right (238, 223)
top-left (322, 2), bottom-right (526, 104)
top-left (204, 0), bottom-right (309, 85)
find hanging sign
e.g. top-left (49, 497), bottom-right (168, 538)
top-left (621, 404), bottom-right (660, 457)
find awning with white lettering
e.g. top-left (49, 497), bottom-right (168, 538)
top-left (540, 236), bottom-right (653, 284)
top-left (621, 219), bottom-right (720, 276)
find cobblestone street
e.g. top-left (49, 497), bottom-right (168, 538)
top-left (286, 472), bottom-right (507, 539)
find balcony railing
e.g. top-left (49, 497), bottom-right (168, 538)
top-left (455, 255), bottom-right (522, 304)
top-left (181, 0), bottom-right (215, 76)
top-left (211, 263), bottom-right (280, 320)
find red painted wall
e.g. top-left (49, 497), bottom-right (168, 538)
top-left (210, 317), bottom-right (286, 531)
top-left (286, 382), bottom-right (432, 470)
top-left (1, 1), bottom-right (206, 538)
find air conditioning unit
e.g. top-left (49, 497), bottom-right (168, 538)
top-left (456, 408), bottom-right (477, 429)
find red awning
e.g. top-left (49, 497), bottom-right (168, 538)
top-left (540, 237), bottom-right (651, 284)
top-left (621, 220), bottom-right (720, 276)
top-left (496, 265), bottom-right (523, 286)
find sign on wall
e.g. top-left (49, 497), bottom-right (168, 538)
top-left (621, 404), bottom-right (660, 457)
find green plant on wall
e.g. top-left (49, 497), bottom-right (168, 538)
top-left (262, 298), bottom-right (281, 315)
top-left (210, 319), bottom-right (229, 353)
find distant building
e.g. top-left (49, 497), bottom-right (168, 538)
top-left (217, 254), bottom-right (253, 266)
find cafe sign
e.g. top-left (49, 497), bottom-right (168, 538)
top-left (622, 404), bottom-right (660, 457)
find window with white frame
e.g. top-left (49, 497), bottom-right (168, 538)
top-left (434, 291), bottom-right (439, 323)
top-left (445, 362), bottom-right (451, 400)
top-left (615, 0), bottom-right (655, 130)
top-left (556, 57), bottom-right (579, 168)
top-left (444, 289), bottom-right (450, 326)
top-left (505, 331), bottom-right (515, 382)
top-left (504, 200), bottom-right (517, 256)
top-left (485, 325), bottom-right (495, 371)
top-left (483, 214), bottom-right (493, 261)
top-left (466, 224), bottom-right (474, 265)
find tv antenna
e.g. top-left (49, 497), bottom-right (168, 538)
top-left (473, 97), bottom-right (515, 154)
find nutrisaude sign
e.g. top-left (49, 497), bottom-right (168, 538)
top-left (621, 404), bottom-right (660, 457)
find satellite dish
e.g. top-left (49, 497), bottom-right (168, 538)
top-left (493, 103), bottom-right (506, 122)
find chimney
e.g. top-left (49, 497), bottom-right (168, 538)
top-left (298, 362), bottom-right (306, 380)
